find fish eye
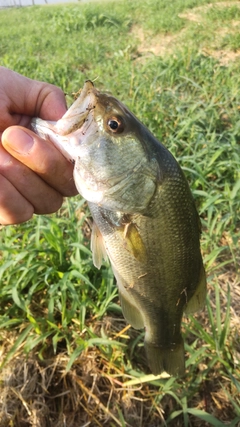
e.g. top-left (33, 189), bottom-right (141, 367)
top-left (107, 116), bottom-right (124, 133)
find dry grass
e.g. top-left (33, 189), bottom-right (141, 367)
top-left (0, 264), bottom-right (239, 427)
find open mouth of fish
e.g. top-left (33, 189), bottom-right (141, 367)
top-left (31, 80), bottom-right (99, 164)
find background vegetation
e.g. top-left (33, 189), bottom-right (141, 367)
top-left (0, 0), bottom-right (239, 425)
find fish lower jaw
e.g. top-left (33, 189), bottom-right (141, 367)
top-left (31, 119), bottom-right (78, 163)
top-left (73, 169), bottom-right (104, 204)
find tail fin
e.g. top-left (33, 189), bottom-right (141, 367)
top-left (144, 339), bottom-right (185, 376)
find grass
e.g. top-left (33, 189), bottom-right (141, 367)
top-left (0, 0), bottom-right (240, 425)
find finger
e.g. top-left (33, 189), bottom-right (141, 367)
top-left (0, 67), bottom-right (67, 131)
top-left (2, 126), bottom-right (78, 197)
top-left (0, 174), bottom-right (34, 225)
top-left (0, 145), bottom-right (64, 215)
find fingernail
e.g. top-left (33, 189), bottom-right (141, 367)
top-left (3, 128), bottom-right (34, 154)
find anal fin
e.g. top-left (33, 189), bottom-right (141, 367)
top-left (119, 290), bottom-right (144, 330)
top-left (109, 260), bottom-right (145, 330)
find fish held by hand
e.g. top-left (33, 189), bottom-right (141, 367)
top-left (32, 80), bottom-right (206, 376)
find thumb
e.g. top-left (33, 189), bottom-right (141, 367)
top-left (2, 126), bottom-right (78, 197)
top-left (2, 126), bottom-right (34, 156)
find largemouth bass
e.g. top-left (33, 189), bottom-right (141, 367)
top-left (32, 81), bottom-right (206, 376)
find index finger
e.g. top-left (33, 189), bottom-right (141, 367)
top-left (0, 67), bottom-right (67, 131)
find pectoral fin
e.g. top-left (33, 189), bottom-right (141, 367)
top-left (91, 221), bottom-right (108, 269)
top-left (120, 222), bottom-right (147, 263)
top-left (184, 264), bottom-right (207, 314)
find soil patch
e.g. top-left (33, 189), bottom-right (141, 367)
top-left (132, 1), bottom-right (240, 64)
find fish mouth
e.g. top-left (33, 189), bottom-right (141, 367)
top-left (31, 80), bottom-right (99, 163)
top-left (55, 80), bottom-right (98, 136)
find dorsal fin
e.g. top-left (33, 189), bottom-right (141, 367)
top-left (184, 263), bottom-right (206, 314)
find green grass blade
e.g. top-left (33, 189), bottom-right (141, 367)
top-left (187, 409), bottom-right (227, 426)
top-left (0, 324), bottom-right (33, 369)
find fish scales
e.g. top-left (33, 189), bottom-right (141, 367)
top-left (32, 80), bottom-right (206, 376)
top-left (88, 152), bottom-right (202, 375)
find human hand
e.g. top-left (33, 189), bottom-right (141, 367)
top-left (0, 67), bottom-right (78, 225)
